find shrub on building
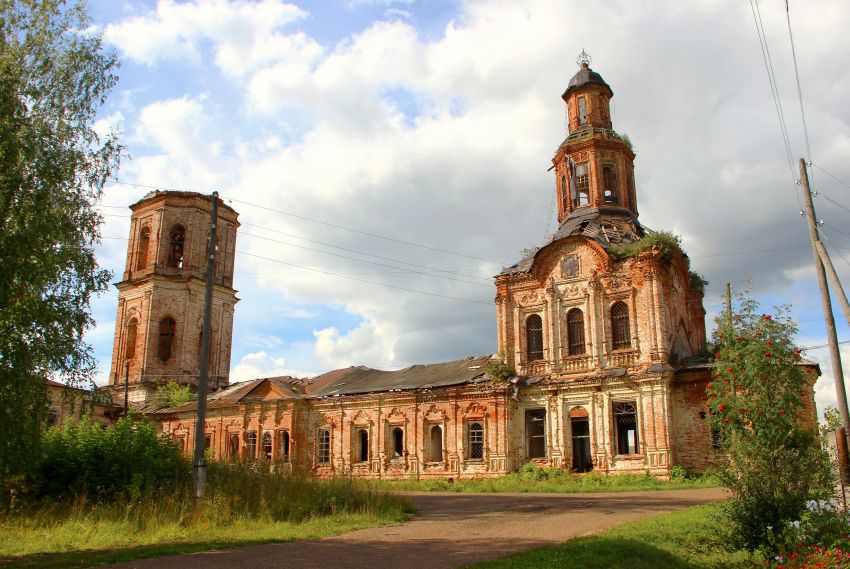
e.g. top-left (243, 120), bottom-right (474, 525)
top-left (708, 298), bottom-right (833, 551)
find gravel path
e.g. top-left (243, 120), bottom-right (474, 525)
top-left (105, 487), bottom-right (726, 569)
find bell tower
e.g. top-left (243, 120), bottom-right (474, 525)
top-left (108, 191), bottom-right (240, 405)
top-left (553, 50), bottom-right (639, 224)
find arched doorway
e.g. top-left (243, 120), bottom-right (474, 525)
top-left (570, 406), bottom-right (593, 473)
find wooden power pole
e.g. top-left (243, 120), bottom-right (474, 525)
top-left (193, 191), bottom-right (219, 504)
top-left (799, 158), bottom-right (850, 433)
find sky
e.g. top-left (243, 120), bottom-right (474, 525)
top-left (84, 0), bottom-right (850, 419)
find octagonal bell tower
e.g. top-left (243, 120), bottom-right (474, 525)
top-left (108, 191), bottom-right (240, 405)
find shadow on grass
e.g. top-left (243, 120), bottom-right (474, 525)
top-left (0, 538), bottom-right (289, 569)
top-left (465, 537), bottom-right (702, 569)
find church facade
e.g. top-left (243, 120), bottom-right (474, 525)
top-left (108, 59), bottom-right (816, 479)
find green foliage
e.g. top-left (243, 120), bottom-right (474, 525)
top-left (153, 381), bottom-right (192, 409)
top-left (822, 406), bottom-right (841, 432)
top-left (689, 271), bottom-right (708, 293)
top-left (33, 418), bottom-right (189, 502)
top-left (484, 354), bottom-right (515, 381)
top-left (0, 0), bottom-right (121, 491)
top-left (708, 298), bottom-right (833, 550)
top-left (668, 465), bottom-right (689, 482)
top-left (608, 230), bottom-right (684, 263)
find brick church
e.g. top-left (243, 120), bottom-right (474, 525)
top-left (106, 57), bottom-right (817, 479)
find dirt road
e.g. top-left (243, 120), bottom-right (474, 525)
top-left (106, 487), bottom-right (726, 569)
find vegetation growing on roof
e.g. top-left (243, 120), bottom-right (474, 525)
top-left (153, 380), bottom-right (192, 409)
top-left (607, 230), bottom-right (684, 263)
top-left (484, 354), bottom-right (515, 382)
top-left (690, 271), bottom-right (708, 293)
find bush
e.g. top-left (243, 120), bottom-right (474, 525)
top-left (709, 299), bottom-right (833, 550)
top-left (33, 418), bottom-right (190, 501)
top-left (668, 465), bottom-right (689, 482)
top-left (608, 230), bottom-right (684, 263)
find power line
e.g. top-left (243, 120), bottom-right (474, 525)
top-left (240, 231), bottom-right (492, 288)
top-left (813, 163), bottom-right (850, 191)
top-left (785, 1), bottom-right (813, 165)
top-left (749, 0), bottom-right (801, 205)
top-left (237, 250), bottom-right (492, 306)
top-left (112, 179), bottom-right (508, 266)
top-left (691, 244), bottom-right (810, 258)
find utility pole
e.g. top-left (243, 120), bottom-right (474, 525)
top-left (193, 191), bottom-right (219, 505)
top-left (800, 158), bottom-right (850, 433)
top-left (123, 361), bottom-right (129, 419)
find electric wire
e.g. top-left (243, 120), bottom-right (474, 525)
top-left (813, 163), bottom-right (850, 191)
top-left (111, 179), bottom-right (508, 266)
top-left (749, 0), bottom-right (802, 206)
top-left (785, 0), bottom-right (813, 166)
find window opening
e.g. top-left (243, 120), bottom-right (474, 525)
top-left (614, 402), bottom-right (639, 454)
top-left (526, 314), bottom-right (544, 362)
top-left (561, 174), bottom-right (568, 210)
top-left (468, 422), bottom-right (484, 460)
top-left (429, 425), bottom-right (443, 462)
top-left (611, 301), bottom-right (631, 350)
top-left (125, 318), bottom-right (138, 360)
top-left (136, 226), bottom-right (150, 271)
top-left (525, 409), bottom-right (546, 458)
top-left (281, 431), bottom-right (290, 461)
top-left (167, 225), bottom-right (185, 268)
top-left (204, 435), bottom-right (211, 449)
top-left (317, 429), bottom-right (330, 463)
top-left (392, 427), bottom-right (404, 458)
top-left (570, 415), bottom-right (593, 472)
top-left (262, 432), bottom-right (272, 461)
top-left (603, 166), bottom-right (618, 203)
top-left (229, 434), bottom-right (239, 458)
top-left (578, 96), bottom-right (587, 125)
top-left (567, 308), bottom-right (586, 356)
top-left (46, 409), bottom-right (59, 427)
top-left (358, 429), bottom-right (369, 462)
top-left (574, 163), bottom-right (589, 207)
top-left (244, 431), bottom-right (257, 460)
top-left (158, 317), bottom-right (176, 361)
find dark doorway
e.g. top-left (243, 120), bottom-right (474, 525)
top-left (571, 418), bottom-right (593, 472)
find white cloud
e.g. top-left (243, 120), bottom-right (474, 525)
top-left (230, 350), bottom-right (311, 381)
top-left (285, 309), bottom-right (317, 319)
top-left (104, 0), bottom-right (318, 77)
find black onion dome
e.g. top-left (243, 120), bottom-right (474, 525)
top-left (562, 65), bottom-right (613, 100)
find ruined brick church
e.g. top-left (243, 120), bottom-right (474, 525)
top-left (106, 58), bottom-right (811, 479)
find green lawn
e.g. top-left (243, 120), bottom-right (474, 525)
top-left (0, 511), bottom-right (410, 569)
top-left (370, 471), bottom-right (719, 494)
top-left (463, 503), bottom-right (759, 569)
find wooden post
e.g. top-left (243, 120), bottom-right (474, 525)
top-left (123, 361), bottom-right (129, 419)
top-left (193, 191), bottom-right (219, 504)
top-left (800, 158), bottom-right (850, 434)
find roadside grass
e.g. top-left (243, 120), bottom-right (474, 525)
top-left (0, 463), bottom-right (414, 569)
top-left (370, 470), bottom-right (719, 494)
top-left (463, 503), bottom-right (759, 569)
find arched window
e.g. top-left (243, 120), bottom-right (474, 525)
top-left (136, 226), bottom-right (150, 271)
top-left (167, 224), bottom-right (185, 268)
top-left (603, 166), bottom-right (618, 203)
top-left (125, 318), bottom-right (138, 360)
top-left (392, 427), bottom-right (404, 458)
top-left (262, 432), bottom-right (272, 461)
top-left (526, 314), bottom-right (544, 361)
top-left (158, 317), bottom-right (176, 361)
top-left (574, 163), bottom-right (590, 207)
top-left (429, 425), bottom-right (443, 462)
top-left (280, 431), bottom-right (290, 461)
top-left (611, 301), bottom-right (631, 350)
top-left (561, 174), bottom-right (568, 210)
top-left (567, 308), bottom-right (586, 356)
top-left (357, 429), bottom-right (369, 463)
top-left (468, 422), bottom-right (484, 460)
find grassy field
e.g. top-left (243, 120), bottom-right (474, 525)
top-left (370, 470), bottom-right (719, 494)
top-left (0, 511), bottom-right (407, 569)
top-left (463, 503), bottom-right (759, 569)
top-left (0, 463), bottom-right (414, 569)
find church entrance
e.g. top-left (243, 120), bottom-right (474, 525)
top-left (570, 407), bottom-right (593, 473)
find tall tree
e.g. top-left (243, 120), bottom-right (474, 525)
top-left (0, 0), bottom-right (120, 490)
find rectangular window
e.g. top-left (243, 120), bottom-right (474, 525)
top-left (526, 409), bottom-right (546, 458)
top-left (468, 422), bottom-right (484, 460)
top-left (578, 96), bottom-right (587, 125)
top-left (614, 402), bottom-right (639, 455)
top-left (392, 427), bottom-right (404, 458)
top-left (280, 430), bottom-right (291, 461)
top-left (317, 429), bottom-right (330, 464)
top-left (244, 431), bottom-right (257, 460)
top-left (229, 434), bottom-right (239, 458)
top-left (603, 166), bottom-right (617, 203)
